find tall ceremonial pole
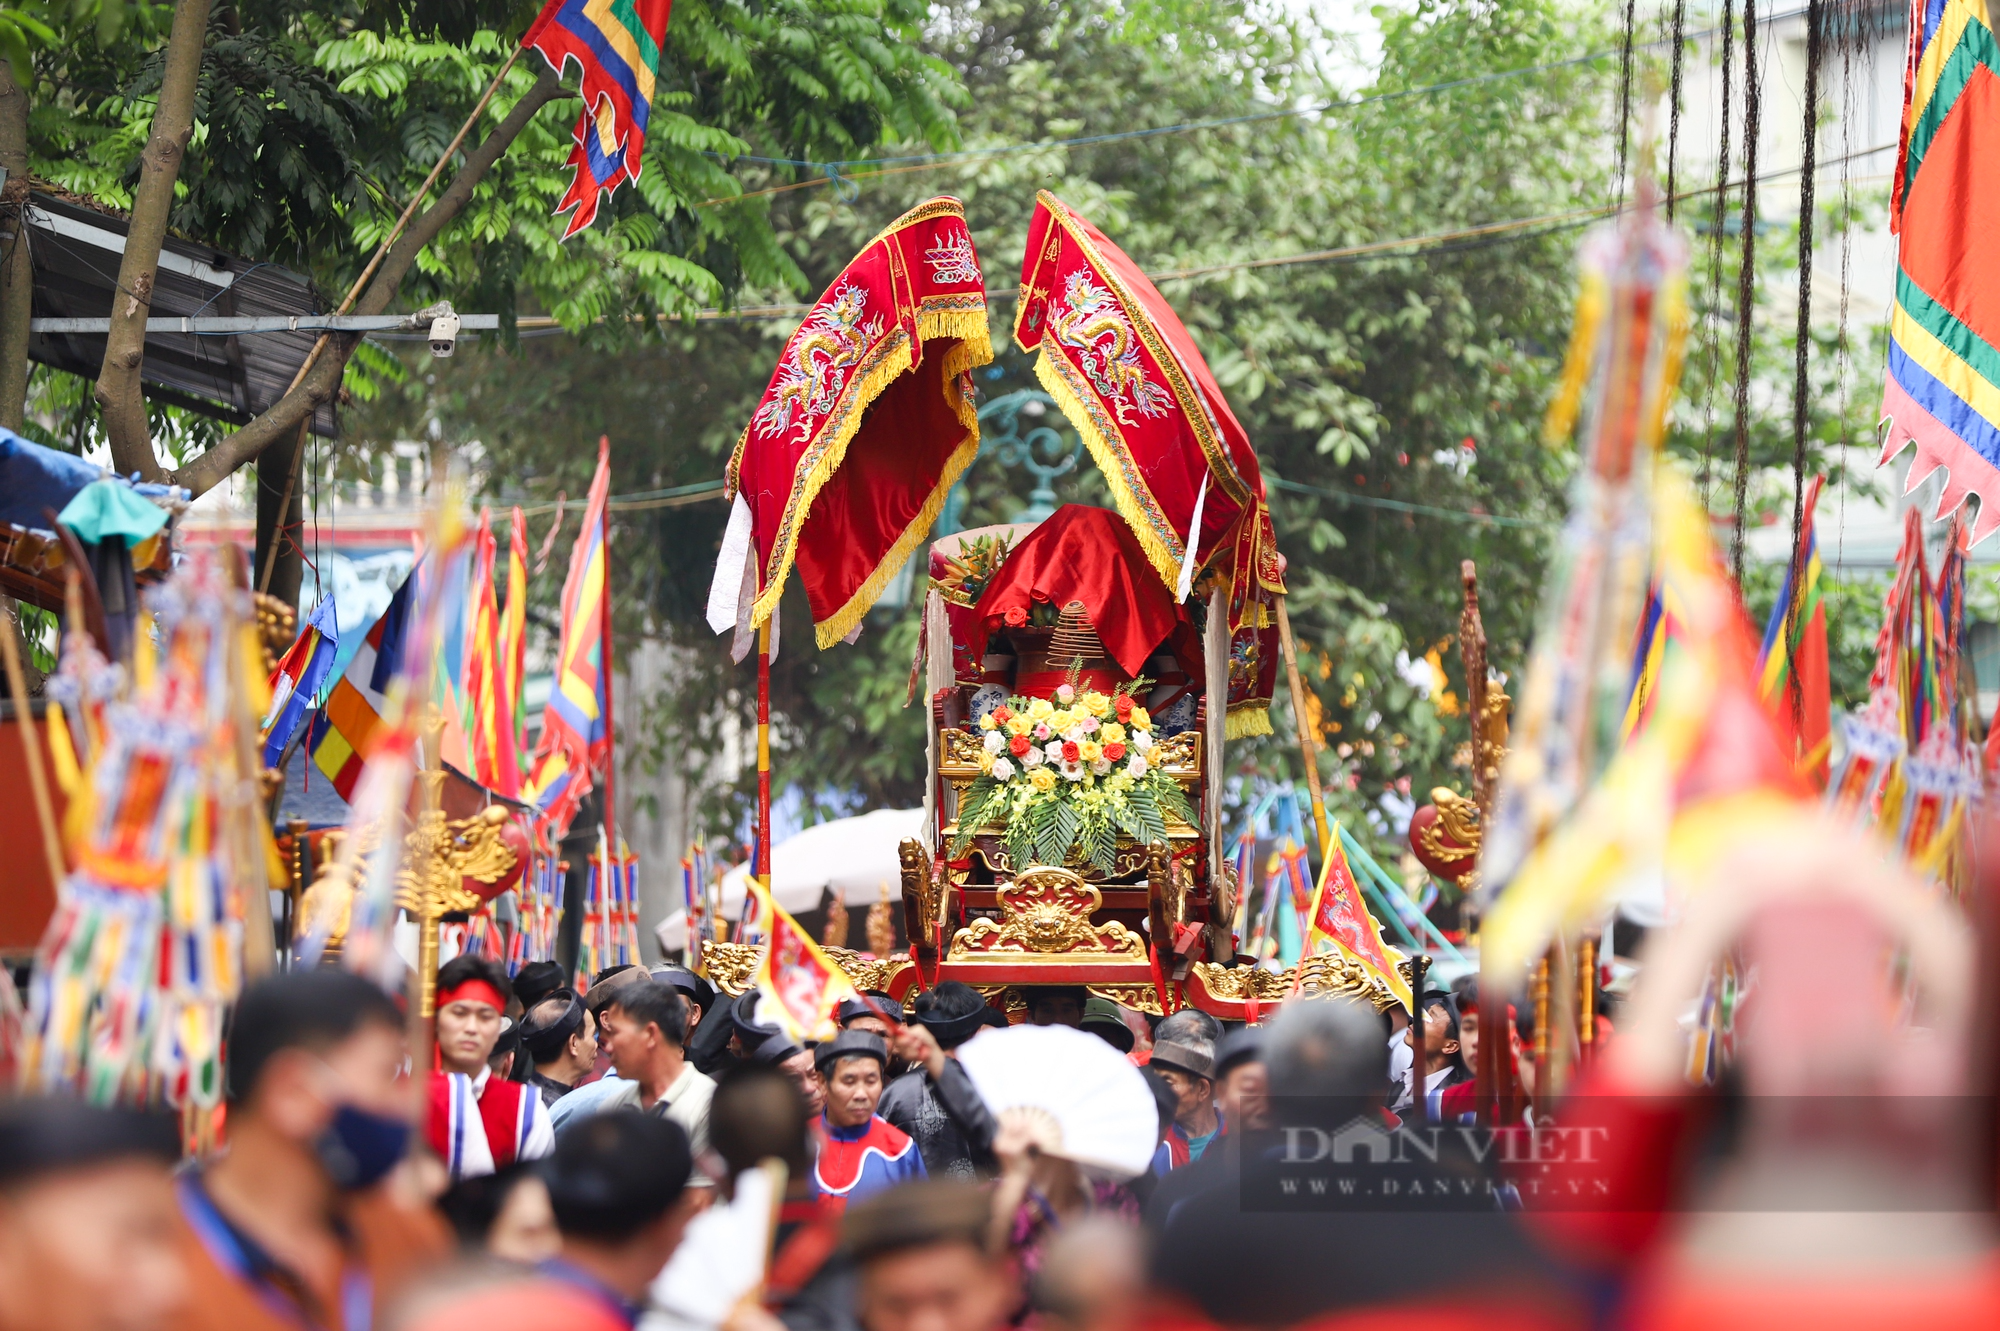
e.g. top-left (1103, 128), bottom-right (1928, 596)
top-left (1275, 596), bottom-right (1332, 863)
top-left (597, 437), bottom-right (618, 869)
top-left (756, 622), bottom-right (772, 891)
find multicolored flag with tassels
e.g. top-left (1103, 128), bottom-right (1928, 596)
top-left (261, 592), bottom-right (339, 769)
top-left (749, 880), bottom-right (858, 1044)
top-left (1756, 476), bottom-right (1831, 787)
top-left (1879, 0), bottom-right (2000, 542)
top-left (1302, 828), bottom-right (1413, 1013)
top-left (525, 0), bottom-right (674, 239)
top-left (523, 440), bottom-right (612, 837)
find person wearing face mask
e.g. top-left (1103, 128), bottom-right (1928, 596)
top-left (170, 970), bottom-right (450, 1331)
top-left (427, 956), bottom-right (554, 1180)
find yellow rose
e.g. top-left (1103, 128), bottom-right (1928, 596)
top-left (1078, 739), bottom-right (1102, 764)
top-left (1084, 692), bottom-right (1111, 718)
top-left (1006, 714), bottom-right (1032, 737)
top-left (1030, 767), bottom-right (1058, 792)
top-left (1146, 745), bottom-right (1164, 765)
top-left (1100, 722), bottom-right (1125, 744)
top-left (1048, 709), bottom-right (1073, 732)
top-left (979, 712), bottom-right (998, 732)
top-left (1128, 706), bottom-right (1150, 729)
top-left (978, 750), bottom-right (995, 774)
top-left (1028, 698), bottom-right (1054, 720)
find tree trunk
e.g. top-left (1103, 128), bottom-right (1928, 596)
top-left (0, 59), bottom-right (33, 432)
top-left (254, 421), bottom-right (304, 610)
top-left (93, 0), bottom-right (212, 482)
top-left (169, 66), bottom-right (566, 499)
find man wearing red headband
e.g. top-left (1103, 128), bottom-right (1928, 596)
top-left (427, 956), bottom-right (554, 1181)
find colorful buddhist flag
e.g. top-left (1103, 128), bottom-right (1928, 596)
top-left (749, 880), bottom-right (857, 1044)
top-left (1756, 476), bottom-right (1831, 786)
top-left (261, 593), bottom-right (339, 769)
top-left (1302, 829), bottom-right (1413, 1013)
top-left (306, 571), bottom-right (415, 801)
top-left (464, 513), bottom-right (521, 797)
top-left (523, 440), bottom-right (612, 836)
top-left (525, 0), bottom-right (675, 238)
top-left (1878, 0), bottom-right (2000, 543)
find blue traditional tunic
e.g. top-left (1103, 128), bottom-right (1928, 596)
top-left (811, 1113), bottom-right (927, 1211)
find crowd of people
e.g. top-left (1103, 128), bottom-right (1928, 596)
top-left (10, 822), bottom-right (2000, 1331)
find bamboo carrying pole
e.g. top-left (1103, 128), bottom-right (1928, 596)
top-left (0, 600), bottom-right (63, 886)
top-left (1274, 598), bottom-right (1333, 863)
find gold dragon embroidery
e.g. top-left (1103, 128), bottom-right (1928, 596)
top-left (752, 280), bottom-right (886, 441)
top-left (1048, 271), bottom-right (1172, 426)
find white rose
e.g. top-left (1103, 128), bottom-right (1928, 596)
top-left (1062, 762), bottom-right (1086, 782)
top-left (1044, 741), bottom-right (1066, 764)
top-left (1126, 754), bottom-right (1149, 779)
top-left (1020, 745), bottom-right (1044, 769)
top-left (991, 757), bottom-right (1015, 780)
top-left (983, 730), bottom-right (1006, 755)
top-left (1063, 725), bottom-right (1086, 743)
top-left (1091, 758), bottom-right (1113, 776)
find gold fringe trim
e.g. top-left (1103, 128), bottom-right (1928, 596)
top-left (1224, 703), bottom-right (1273, 740)
top-left (807, 303), bottom-right (994, 646)
top-left (1031, 349), bottom-right (1183, 592)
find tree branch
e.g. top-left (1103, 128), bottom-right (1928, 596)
top-left (94, 0), bottom-right (213, 482)
top-left (171, 64), bottom-right (569, 498)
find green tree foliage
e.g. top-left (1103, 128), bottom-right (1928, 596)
top-left (17, 0), bottom-right (961, 467)
top-left (347, 0), bottom-right (1633, 852)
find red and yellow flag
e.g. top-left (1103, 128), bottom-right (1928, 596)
top-left (465, 511), bottom-right (521, 797)
top-left (750, 880), bottom-right (858, 1044)
top-left (1302, 829), bottom-right (1413, 1012)
top-left (498, 506), bottom-right (530, 782)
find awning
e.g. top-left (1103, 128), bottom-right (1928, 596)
top-left (23, 192), bottom-right (337, 437)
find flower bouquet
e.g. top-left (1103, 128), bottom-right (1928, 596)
top-left (949, 680), bottom-right (1195, 874)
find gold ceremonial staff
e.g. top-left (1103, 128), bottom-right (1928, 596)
top-left (399, 709), bottom-right (517, 1037)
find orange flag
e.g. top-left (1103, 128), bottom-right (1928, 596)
top-left (750, 881), bottom-right (858, 1043)
top-left (1302, 828), bottom-right (1413, 1013)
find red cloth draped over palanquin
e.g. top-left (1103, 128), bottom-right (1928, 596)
top-left (966, 505), bottom-right (1202, 700)
top-left (1012, 190), bottom-right (1284, 735)
top-left (724, 197), bottom-right (993, 647)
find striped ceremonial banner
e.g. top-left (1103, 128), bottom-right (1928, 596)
top-left (261, 593), bottom-right (339, 769)
top-left (523, 441), bottom-right (612, 836)
top-left (465, 512), bottom-right (521, 797)
top-left (1879, 0), bottom-right (2000, 541)
top-left (525, 0), bottom-right (673, 237)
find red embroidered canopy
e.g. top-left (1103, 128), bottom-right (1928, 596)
top-left (1013, 191), bottom-right (1284, 735)
top-left (711, 197), bottom-right (992, 650)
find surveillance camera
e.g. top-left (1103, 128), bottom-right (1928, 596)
top-left (428, 310), bottom-right (461, 358)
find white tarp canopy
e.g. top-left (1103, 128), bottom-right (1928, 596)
top-left (654, 807), bottom-right (925, 953)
